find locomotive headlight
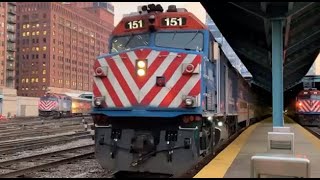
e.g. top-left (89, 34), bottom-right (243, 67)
top-left (217, 121), bottom-right (223, 127)
top-left (137, 60), bottom-right (146, 68)
top-left (94, 97), bottom-right (105, 107)
top-left (183, 96), bottom-right (197, 108)
top-left (95, 100), bottom-right (102, 106)
top-left (185, 98), bottom-right (194, 106)
top-left (136, 59), bottom-right (147, 77)
top-left (137, 69), bottom-right (146, 76)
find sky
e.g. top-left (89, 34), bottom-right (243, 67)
top-left (111, 2), bottom-right (206, 26)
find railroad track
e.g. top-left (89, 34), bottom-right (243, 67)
top-left (287, 115), bottom-right (320, 139)
top-left (0, 144), bottom-right (94, 178)
top-left (0, 116), bottom-right (92, 129)
top-left (0, 131), bottom-right (91, 155)
top-left (0, 116), bottom-right (93, 141)
top-left (0, 124), bottom-right (88, 141)
top-left (304, 126), bottom-right (320, 139)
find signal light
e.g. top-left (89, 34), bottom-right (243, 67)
top-left (182, 63), bottom-right (199, 74)
top-left (136, 59), bottom-right (147, 77)
top-left (95, 66), bottom-right (108, 77)
top-left (186, 64), bottom-right (194, 73)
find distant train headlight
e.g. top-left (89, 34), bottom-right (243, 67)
top-left (217, 121), bottom-right (223, 127)
top-left (137, 69), bottom-right (146, 76)
top-left (185, 98), bottom-right (194, 106)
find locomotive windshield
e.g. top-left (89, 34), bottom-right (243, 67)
top-left (111, 33), bottom-right (150, 53)
top-left (311, 95), bottom-right (320, 100)
top-left (155, 31), bottom-right (203, 51)
top-left (297, 95), bottom-right (310, 99)
top-left (40, 96), bottom-right (57, 101)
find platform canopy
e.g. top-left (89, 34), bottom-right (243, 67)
top-left (201, 2), bottom-right (320, 92)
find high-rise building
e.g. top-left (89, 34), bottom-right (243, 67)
top-left (0, 2), bottom-right (16, 89)
top-left (64, 2), bottom-right (114, 19)
top-left (65, 2), bottom-right (114, 25)
top-left (16, 2), bottom-right (114, 97)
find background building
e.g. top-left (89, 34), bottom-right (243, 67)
top-left (0, 2), bottom-right (16, 89)
top-left (16, 2), bottom-right (114, 97)
top-left (64, 2), bottom-right (114, 25)
top-left (0, 2), bottom-right (17, 117)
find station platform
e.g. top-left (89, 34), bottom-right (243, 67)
top-left (194, 116), bottom-right (320, 178)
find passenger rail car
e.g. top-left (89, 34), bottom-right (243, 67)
top-left (295, 88), bottom-right (320, 126)
top-left (91, 4), bottom-right (268, 176)
top-left (39, 93), bottom-right (92, 117)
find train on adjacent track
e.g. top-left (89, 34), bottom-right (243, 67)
top-left (294, 88), bottom-right (320, 126)
top-left (38, 92), bottom-right (93, 118)
top-left (91, 4), bottom-right (269, 176)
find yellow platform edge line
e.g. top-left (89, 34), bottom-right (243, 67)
top-left (285, 116), bottom-right (320, 150)
top-left (194, 119), bottom-right (265, 178)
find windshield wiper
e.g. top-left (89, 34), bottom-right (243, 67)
top-left (124, 34), bottom-right (135, 49)
top-left (172, 31), bottom-right (177, 40)
top-left (183, 31), bottom-right (200, 51)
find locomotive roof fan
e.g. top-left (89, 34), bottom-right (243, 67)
top-left (138, 4), bottom-right (163, 14)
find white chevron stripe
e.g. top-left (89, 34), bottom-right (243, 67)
top-left (94, 77), bottom-right (115, 107)
top-left (112, 54), bottom-right (140, 100)
top-left (125, 50), bottom-right (161, 100)
top-left (40, 101), bottom-right (57, 110)
top-left (98, 57), bottom-right (131, 107)
top-left (301, 102), bottom-right (308, 112)
top-left (311, 100), bottom-right (318, 111)
top-left (95, 50), bottom-right (201, 108)
top-left (150, 54), bottom-right (196, 107)
top-left (139, 52), bottom-right (178, 103)
top-left (106, 64), bottom-right (131, 107)
top-left (311, 101), bottom-right (320, 112)
top-left (169, 75), bottom-right (200, 107)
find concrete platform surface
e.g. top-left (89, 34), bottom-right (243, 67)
top-left (194, 117), bottom-right (320, 178)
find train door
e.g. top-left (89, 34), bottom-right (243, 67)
top-left (206, 40), bottom-right (217, 113)
top-left (224, 64), bottom-right (228, 114)
top-left (220, 61), bottom-right (226, 115)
